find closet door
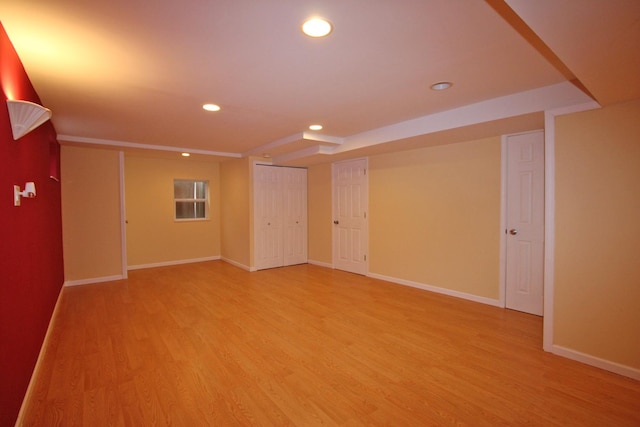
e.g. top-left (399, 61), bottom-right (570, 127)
top-left (283, 167), bottom-right (307, 266)
top-left (254, 165), bottom-right (284, 270)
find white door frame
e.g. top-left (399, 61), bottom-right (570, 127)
top-left (119, 151), bottom-right (128, 279)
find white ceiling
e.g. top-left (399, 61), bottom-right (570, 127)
top-left (2, 0), bottom-right (639, 165)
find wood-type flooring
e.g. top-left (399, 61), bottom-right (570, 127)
top-left (18, 261), bottom-right (640, 426)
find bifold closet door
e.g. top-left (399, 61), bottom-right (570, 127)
top-left (283, 167), bottom-right (307, 266)
top-left (254, 165), bottom-right (284, 270)
top-left (254, 165), bottom-right (307, 270)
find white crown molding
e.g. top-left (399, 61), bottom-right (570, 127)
top-left (57, 134), bottom-right (241, 158)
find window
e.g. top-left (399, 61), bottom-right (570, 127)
top-left (174, 179), bottom-right (209, 220)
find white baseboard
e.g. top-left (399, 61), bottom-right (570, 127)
top-left (64, 274), bottom-right (125, 287)
top-left (550, 344), bottom-right (640, 381)
top-left (221, 257), bottom-right (254, 272)
top-left (308, 259), bottom-right (332, 268)
top-left (367, 272), bottom-right (502, 307)
top-left (127, 256), bottom-right (221, 271)
top-left (367, 273), bottom-right (639, 381)
top-left (15, 284), bottom-right (65, 426)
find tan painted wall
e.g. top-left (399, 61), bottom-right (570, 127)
top-left (555, 98), bottom-right (640, 369)
top-left (307, 162), bottom-right (333, 264)
top-left (61, 145), bottom-right (123, 281)
top-left (220, 157), bottom-right (251, 268)
top-left (369, 137), bottom-right (502, 299)
top-left (124, 155), bottom-right (220, 267)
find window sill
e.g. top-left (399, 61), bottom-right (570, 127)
top-left (174, 218), bottom-right (211, 223)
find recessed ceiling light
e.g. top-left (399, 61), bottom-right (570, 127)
top-left (202, 103), bottom-right (221, 112)
top-left (430, 82), bottom-right (453, 91)
top-left (181, 152), bottom-right (191, 157)
top-left (309, 124), bottom-right (323, 131)
top-left (302, 18), bottom-right (333, 37)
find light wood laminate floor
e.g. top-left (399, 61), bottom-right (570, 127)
top-left (19, 261), bottom-right (640, 426)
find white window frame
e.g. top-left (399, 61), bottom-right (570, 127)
top-left (174, 179), bottom-right (209, 221)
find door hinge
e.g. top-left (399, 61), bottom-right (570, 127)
top-left (364, 211), bottom-right (367, 219)
top-left (364, 254), bottom-right (367, 261)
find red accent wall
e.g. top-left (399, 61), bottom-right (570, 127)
top-left (0, 23), bottom-right (64, 426)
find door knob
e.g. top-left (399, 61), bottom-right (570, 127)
top-left (333, 220), bottom-right (339, 225)
top-left (509, 229), bottom-right (518, 235)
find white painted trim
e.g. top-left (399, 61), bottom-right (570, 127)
top-left (127, 256), bottom-right (221, 271)
top-left (119, 151), bottom-right (128, 280)
top-left (14, 284), bottom-right (64, 426)
top-left (550, 345), bottom-right (640, 381)
top-left (543, 111), bottom-right (556, 352)
top-left (499, 135), bottom-right (508, 308)
top-left (542, 99), bottom-right (600, 352)
top-left (64, 274), bottom-right (125, 287)
top-left (57, 134), bottom-right (240, 158)
top-left (308, 259), bottom-right (332, 269)
top-left (364, 158), bottom-right (370, 275)
top-left (221, 257), bottom-right (254, 272)
top-left (368, 272), bottom-right (502, 307)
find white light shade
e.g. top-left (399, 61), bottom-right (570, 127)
top-left (309, 124), bottom-right (323, 131)
top-left (202, 103), bottom-right (221, 112)
top-left (6, 100), bottom-right (52, 140)
top-left (23, 182), bottom-right (36, 197)
top-left (302, 18), bottom-right (332, 37)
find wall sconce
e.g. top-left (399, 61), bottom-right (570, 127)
top-left (14, 182), bottom-right (36, 206)
top-left (6, 100), bottom-right (52, 140)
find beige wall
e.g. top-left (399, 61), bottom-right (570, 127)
top-left (124, 155), bottom-right (220, 267)
top-left (220, 157), bottom-right (251, 268)
top-left (61, 145), bottom-right (123, 282)
top-left (555, 98), bottom-right (640, 369)
top-left (369, 137), bottom-right (502, 299)
top-left (307, 163), bottom-right (332, 264)
top-left (58, 100), bottom-right (640, 373)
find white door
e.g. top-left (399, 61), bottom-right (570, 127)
top-left (333, 158), bottom-right (368, 275)
top-left (505, 131), bottom-right (544, 315)
top-left (254, 165), bottom-right (283, 270)
top-left (283, 167), bottom-right (307, 266)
